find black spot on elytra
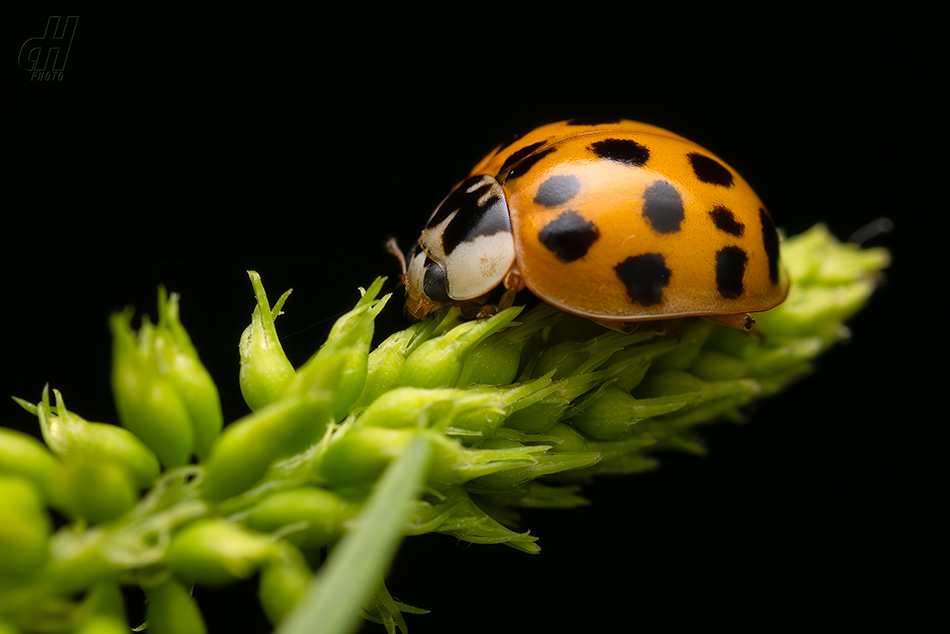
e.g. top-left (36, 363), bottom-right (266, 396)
top-left (567, 116), bottom-right (623, 126)
top-left (590, 138), bottom-right (650, 167)
top-left (503, 146), bottom-right (556, 182)
top-left (716, 246), bottom-right (748, 299)
top-left (534, 174), bottom-right (581, 207)
top-left (760, 208), bottom-right (780, 284)
top-left (423, 258), bottom-right (451, 302)
top-left (497, 141), bottom-right (546, 178)
top-left (642, 180), bottom-right (685, 234)
top-left (688, 153), bottom-right (734, 187)
top-left (614, 253), bottom-right (671, 306)
top-left (538, 210), bottom-right (600, 262)
top-left (709, 206), bottom-right (744, 237)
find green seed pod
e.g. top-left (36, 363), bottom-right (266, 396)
top-left (319, 426), bottom-right (413, 487)
top-left (73, 583), bottom-right (127, 634)
top-left (243, 487), bottom-right (357, 551)
top-left (74, 615), bottom-right (128, 634)
top-left (48, 457), bottom-right (138, 524)
top-left (155, 288), bottom-right (223, 460)
top-left (570, 385), bottom-right (695, 441)
top-left (239, 271), bottom-right (295, 411)
top-left (21, 387), bottom-right (160, 489)
top-left (399, 306), bottom-right (522, 389)
top-left (166, 519), bottom-right (275, 586)
top-left (456, 304), bottom-right (560, 387)
top-left (143, 579), bottom-right (208, 634)
top-left (531, 329), bottom-right (654, 380)
top-left (0, 474), bottom-right (50, 575)
top-left (0, 426), bottom-right (59, 499)
top-left (290, 278), bottom-right (389, 421)
top-left (258, 541), bottom-right (313, 626)
top-left (201, 393), bottom-right (332, 502)
top-left (354, 319), bottom-right (438, 408)
top-left (421, 487), bottom-right (539, 553)
top-left (356, 387), bottom-right (503, 439)
top-left (111, 311), bottom-right (195, 468)
top-left (503, 373), bottom-right (599, 433)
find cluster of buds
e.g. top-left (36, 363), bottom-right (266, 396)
top-left (0, 224), bottom-right (889, 633)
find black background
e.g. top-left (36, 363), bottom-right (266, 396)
top-left (4, 8), bottom-right (941, 633)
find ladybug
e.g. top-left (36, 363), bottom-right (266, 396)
top-left (395, 118), bottom-right (789, 331)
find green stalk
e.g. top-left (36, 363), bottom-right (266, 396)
top-left (277, 434), bottom-right (432, 634)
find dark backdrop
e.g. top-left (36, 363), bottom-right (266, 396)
top-left (4, 8), bottom-right (939, 632)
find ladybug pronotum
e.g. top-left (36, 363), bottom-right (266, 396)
top-left (395, 118), bottom-right (789, 331)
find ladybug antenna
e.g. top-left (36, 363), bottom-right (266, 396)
top-left (848, 217), bottom-right (894, 245)
top-left (385, 237), bottom-right (408, 282)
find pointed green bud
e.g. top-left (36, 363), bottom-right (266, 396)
top-left (399, 306), bottom-right (522, 388)
top-left (243, 486), bottom-right (357, 551)
top-left (532, 328), bottom-right (657, 380)
top-left (154, 288), bottom-right (223, 460)
top-left (503, 373), bottom-right (600, 433)
top-left (48, 456), bottom-right (138, 523)
top-left (258, 541), bottom-right (313, 626)
top-left (166, 519), bottom-right (276, 585)
top-left (456, 304), bottom-right (561, 387)
top-left (239, 271), bottom-right (295, 411)
top-left (143, 579), bottom-right (208, 634)
top-left (17, 386), bottom-right (160, 489)
top-left (319, 426), bottom-right (547, 489)
top-left (0, 426), bottom-right (59, 499)
top-left (289, 278), bottom-right (389, 420)
top-left (354, 319), bottom-right (438, 408)
top-left (110, 310), bottom-right (194, 467)
top-left (412, 487), bottom-right (539, 553)
top-left (201, 393), bottom-right (333, 501)
top-left (570, 384), bottom-right (695, 441)
top-left (0, 474), bottom-right (50, 575)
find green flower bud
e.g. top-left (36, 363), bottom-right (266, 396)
top-left (319, 427), bottom-right (547, 489)
top-left (48, 456), bottom-right (138, 524)
top-left (243, 487), bottom-right (357, 551)
top-left (503, 373), bottom-right (600, 433)
top-left (289, 278), bottom-right (389, 421)
top-left (17, 386), bottom-right (160, 489)
top-left (0, 474), bottom-right (50, 575)
top-left (143, 579), bottom-right (207, 634)
top-left (201, 394), bottom-right (333, 502)
top-left (155, 288), bottom-right (223, 460)
top-left (399, 306), bottom-right (522, 388)
top-left (239, 271), bottom-right (295, 411)
top-left (456, 304), bottom-right (560, 387)
top-left (354, 319), bottom-right (438, 408)
top-left (110, 310), bottom-right (194, 468)
top-left (74, 615), bottom-right (127, 634)
top-left (539, 422), bottom-right (657, 477)
top-left (570, 384), bottom-right (695, 441)
top-left (412, 487), bottom-right (539, 553)
top-left (0, 426), bottom-right (58, 499)
top-left (165, 519), bottom-right (275, 585)
top-left (258, 541), bottom-right (312, 626)
top-left (532, 328), bottom-right (656, 380)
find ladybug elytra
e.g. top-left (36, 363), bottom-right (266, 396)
top-left (396, 118), bottom-right (789, 331)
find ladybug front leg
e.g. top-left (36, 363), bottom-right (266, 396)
top-left (497, 267), bottom-right (526, 312)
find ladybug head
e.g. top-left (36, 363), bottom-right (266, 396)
top-left (399, 174), bottom-right (518, 320)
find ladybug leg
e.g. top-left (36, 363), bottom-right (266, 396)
top-left (704, 313), bottom-right (756, 332)
top-left (385, 237), bottom-right (408, 284)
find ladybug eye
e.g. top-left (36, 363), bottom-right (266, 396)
top-left (422, 258), bottom-right (451, 303)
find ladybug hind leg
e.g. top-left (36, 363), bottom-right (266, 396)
top-left (703, 312), bottom-right (756, 332)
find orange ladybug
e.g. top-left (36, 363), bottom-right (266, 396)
top-left (397, 118), bottom-right (789, 331)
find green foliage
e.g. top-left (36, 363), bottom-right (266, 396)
top-left (0, 225), bottom-right (888, 633)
